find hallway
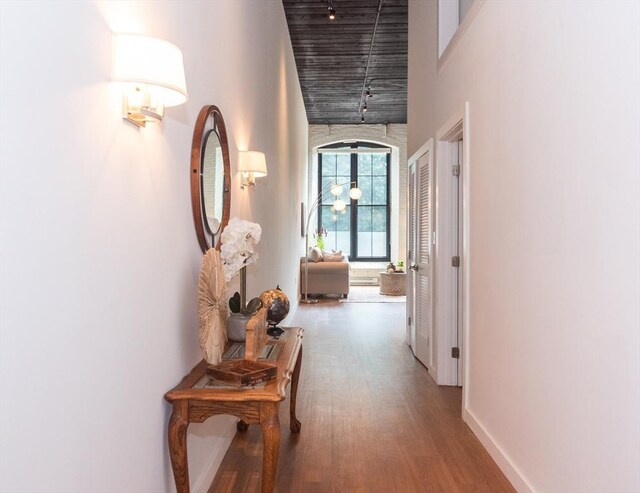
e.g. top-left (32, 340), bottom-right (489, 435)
top-left (209, 302), bottom-right (514, 492)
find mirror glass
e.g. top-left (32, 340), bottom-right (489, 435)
top-left (191, 105), bottom-right (231, 254)
top-left (201, 129), bottom-right (225, 236)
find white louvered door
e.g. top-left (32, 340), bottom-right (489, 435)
top-left (413, 151), bottom-right (433, 369)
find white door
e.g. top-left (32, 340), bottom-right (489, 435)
top-left (409, 151), bottom-right (433, 369)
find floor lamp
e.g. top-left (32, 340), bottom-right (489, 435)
top-left (302, 180), bottom-right (362, 304)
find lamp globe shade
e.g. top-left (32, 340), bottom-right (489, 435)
top-left (330, 184), bottom-right (343, 196)
top-left (349, 187), bottom-right (362, 200)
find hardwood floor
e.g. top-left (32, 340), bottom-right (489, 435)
top-left (209, 301), bottom-right (515, 493)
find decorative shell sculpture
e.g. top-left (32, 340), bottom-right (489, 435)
top-left (198, 248), bottom-right (228, 365)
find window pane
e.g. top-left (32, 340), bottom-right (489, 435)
top-left (358, 232), bottom-right (372, 257)
top-left (336, 154), bottom-right (350, 175)
top-left (336, 231), bottom-right (350, 256)
top-left (357, 206), bottom-right (372, 231)
top-left (320, 205), bottom-right (350, 254)
top-left (372, 206), bottom-right (387, 232)
top-left (372, 153), bottom-right (387, 175)
top-left (372, 232), bottom-right (387, 257)
top-left (319, 207), bottom-right (336, 251)
top-left (338, 207), bottom-right (350, 230)
top-left (372, 176), bottom-right (387, 204)
top-left (357, 153), bottom-right (372, 175)
top-left (336, 175), bottom-right (350, 190)
top-left (358, 176), bottom-right (372, 205)
top-left (322, 176), bottom-right (335, 196)
top-left (321, 154), bottom-right (337, 175)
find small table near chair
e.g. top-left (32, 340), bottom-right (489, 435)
top-left (379, 271), bottom-right (407, 296)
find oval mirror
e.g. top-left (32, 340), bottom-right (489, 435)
top-left (191, 105), bottom-right (231, 253)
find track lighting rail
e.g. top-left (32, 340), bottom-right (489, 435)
top-left (358, 0), bottom-right (384, 119)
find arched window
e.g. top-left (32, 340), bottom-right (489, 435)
top-left (318, 142), bottom-right (390, 261)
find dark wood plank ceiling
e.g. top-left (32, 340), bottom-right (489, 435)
top-left (283, 0), bottom-right (407, 125)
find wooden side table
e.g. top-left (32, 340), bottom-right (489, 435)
top-left (379, 271), bottom-right (407, 295)
top-left (165, 327), bottom-right (304, 493)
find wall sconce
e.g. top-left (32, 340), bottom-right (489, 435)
top-left (111, 33), bottom-right (188, 127)
top-left (238, 151), bottom-right (267, 189)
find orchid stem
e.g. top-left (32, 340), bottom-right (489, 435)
top-left (240, 266), bottom-right (247, 311)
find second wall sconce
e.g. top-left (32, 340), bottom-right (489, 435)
top-left (111, 33), bottom-right (188, 127)
top-left (238, 151), bottom-right (267, 189)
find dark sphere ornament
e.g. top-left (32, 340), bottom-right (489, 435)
top-left (260, 286), bottom-right (290, 337)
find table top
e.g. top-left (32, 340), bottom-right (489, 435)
top-left (165, 327), bottom-right (303, 404)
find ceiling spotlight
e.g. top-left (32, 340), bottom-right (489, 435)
top-left (360, 115), bottom-right (365, 123)
top-left (363, 102), bottom-right (368, 112)
top-left (366, 86), bottom-right (372, 98)
top-left (328, 1), bottom-right (336, 20)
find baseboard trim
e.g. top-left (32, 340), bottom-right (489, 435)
top-left (191, 419), bottom-right (237, 493)
top-left (463, 408), bottom-right (535, 493)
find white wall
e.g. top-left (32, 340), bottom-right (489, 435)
top-left (409, 1), bottom-right (639, 492)
top-left (0, 1), bottom-right (307, 492)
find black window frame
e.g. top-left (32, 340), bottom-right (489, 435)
top-left (317, 141), bottom-right (391, 262)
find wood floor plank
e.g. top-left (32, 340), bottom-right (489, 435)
top-left (208, 301), bottom-right (515, 493)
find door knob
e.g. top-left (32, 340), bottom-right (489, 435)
top-left (410, 264), bottom-right (419, 272)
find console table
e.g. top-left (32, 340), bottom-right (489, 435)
top-left (165, 327), bottom-right (304, 493)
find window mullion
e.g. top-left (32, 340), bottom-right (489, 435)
top-left (350, 144), bottom-right (357, 261)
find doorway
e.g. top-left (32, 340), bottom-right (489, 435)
top-left (407, 105), bottom-right (470, 390)
top-left (407, 140), bottom-right (434, 374)
top-left (435, 104), bottom-right (470, 390)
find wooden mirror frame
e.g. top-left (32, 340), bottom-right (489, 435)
top-left (190, 105), bottom-right (231, 253)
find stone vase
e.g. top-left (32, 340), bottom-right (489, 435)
top-left (227, 312), bottom-right (251, 342)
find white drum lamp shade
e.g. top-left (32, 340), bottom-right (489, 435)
top-left (238, 151), bottom-right (267, 177)
top-left (238, 151), bottom-right (267, 189)
top-left (111, 33), bottom-right (188, 108)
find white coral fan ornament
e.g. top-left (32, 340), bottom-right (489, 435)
top-left (220, 217), bottom-right (262, 281)
top-left (198, 248), bottom-right (228, 364)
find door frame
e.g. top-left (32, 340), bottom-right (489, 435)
top-left (435, 103), bottom-right (471, 406)
top-left (406, 139), bottom-right (435, 376)
top-left (406, 161), bottom-right (416, 351)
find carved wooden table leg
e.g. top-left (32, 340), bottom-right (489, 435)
top-left (168, 401), bottom-right (190, 493)
top-left (289, 346), bottom-right (302, 433)
top-left (260, 402), bottom-right (281, 493)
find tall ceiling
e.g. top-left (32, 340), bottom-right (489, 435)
top-left (283, 0), bottom-right (408, 125)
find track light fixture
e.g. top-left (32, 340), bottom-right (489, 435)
top-left (366, 85), bottom-right (372, 98)
top-left (363, 102), bottom-right (368, 112)
top-left (360, 115), bottom-right (365, 123)
top-left (327, 0), bottom-right (336, 20)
